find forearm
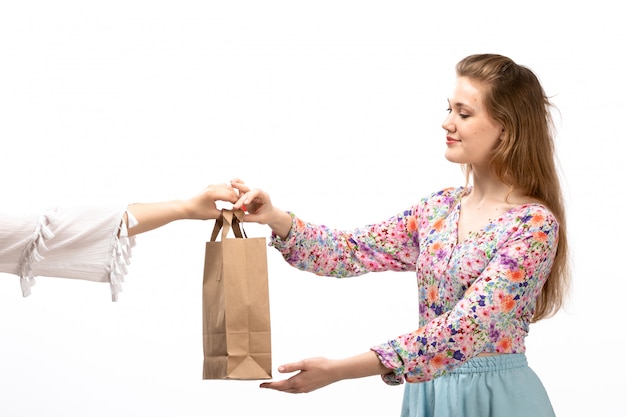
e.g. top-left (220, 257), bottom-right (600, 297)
top-left (126, 200), bottom-right (189, 236)
top-left (268, 207), bottom-right (294, 240)
top-left (332, 351), bottom-right (391, 381)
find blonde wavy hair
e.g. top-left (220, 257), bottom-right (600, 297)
top-left (456, 54), bottom-right (570, 322)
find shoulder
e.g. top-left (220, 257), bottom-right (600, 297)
top-left (503, 203), bottom-right (559, 240)
top-left (417, 187), bottom-right (465, 213)
top-left (411, 186), bottom-right (465, 221)
top-left (421, 186), bottom-right (465, 205)
top-left (511, 204), bottom-right (557, 224)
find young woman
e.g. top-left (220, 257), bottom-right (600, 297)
top-left (0, 182), bottom-right (239, 301)
top-left (231, 54), bottom-right (570, 416)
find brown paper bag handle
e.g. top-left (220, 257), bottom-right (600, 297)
top-left (210, 209), bottom-right (247, 241)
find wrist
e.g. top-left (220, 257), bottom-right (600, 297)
top-left (177, 199), bottom-right (198, 220)
top-left (268, 208), bottom-right (292, 239)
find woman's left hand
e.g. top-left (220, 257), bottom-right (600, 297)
top-left (259, 357), bottom-right (340, 394)
top-left (259, 351), bottom-right (392, 394)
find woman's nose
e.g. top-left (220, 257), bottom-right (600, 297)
top-left (442, 116), bottom-right (454, 133)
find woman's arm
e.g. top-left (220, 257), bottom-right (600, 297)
top-left (0, 182), bottom-right (240, 299)
top-left (231, 179), bottom-right (420, 277)
top-left (259, 351), bottom-right (391, 393)
top-left (125, 182), bottom-right (240, 235)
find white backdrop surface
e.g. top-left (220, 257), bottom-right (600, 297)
top-left (1, 1), bottom-right (623, 416)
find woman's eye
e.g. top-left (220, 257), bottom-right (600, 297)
top-left (446, 108), bottom-right (469, 119)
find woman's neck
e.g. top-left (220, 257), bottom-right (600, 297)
top-left (466, 170), bottom-right (528, 206)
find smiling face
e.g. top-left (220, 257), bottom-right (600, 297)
top-left (442, 76), bottom-right (503, 170)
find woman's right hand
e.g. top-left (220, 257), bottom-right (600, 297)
top-left (230, 178), bottom-right (293, 239)
top-left (230, 178), bottom-right (274, 223)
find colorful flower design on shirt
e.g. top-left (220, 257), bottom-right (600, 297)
top-left (270, 187), bottom-right (558, 385)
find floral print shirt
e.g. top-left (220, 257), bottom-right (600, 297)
top-left (269, 187), bottom-right (558, 385)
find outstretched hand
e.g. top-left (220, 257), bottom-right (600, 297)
top-left (230, 178), bottom-right (275, 224)
top-left (259, 357), bottom-right (340, 394)
top-left (125, 182), bottom-right (241, 236)
top-left (230, 178), bottom-right (294, 239)
top-left (259, 351), bottom-right (391, 394)
top-left (185, 182), bottom-right (241, 220)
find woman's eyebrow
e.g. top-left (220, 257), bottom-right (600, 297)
top-left (448, 99), bottom-right (472, 110)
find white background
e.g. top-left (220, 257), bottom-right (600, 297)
top-left (1, 1), bottom-right (623, 416)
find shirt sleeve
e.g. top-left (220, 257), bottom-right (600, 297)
top-left (0, 205), bottom-right (137, 301)
top-left (370, 210), bottom-right (559, 385)
top-left (269, 210), bottom-right (420, 277)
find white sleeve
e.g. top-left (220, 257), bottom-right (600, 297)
top-left (0, 206), bottom-right (137, 301)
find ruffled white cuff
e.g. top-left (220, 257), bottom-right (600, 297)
top-left (108, 210), bottom-right (138, 301)
top-left (18, 208), bottom-right (59, 297)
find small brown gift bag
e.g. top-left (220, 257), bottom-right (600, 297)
top-left (202, 209), bottom-right (272, 380)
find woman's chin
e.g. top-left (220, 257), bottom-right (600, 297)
top-left (444, 151), bottom-right (463, 164)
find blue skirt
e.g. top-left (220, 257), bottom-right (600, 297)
top-left (400, 354), bottom-right (555, 417)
